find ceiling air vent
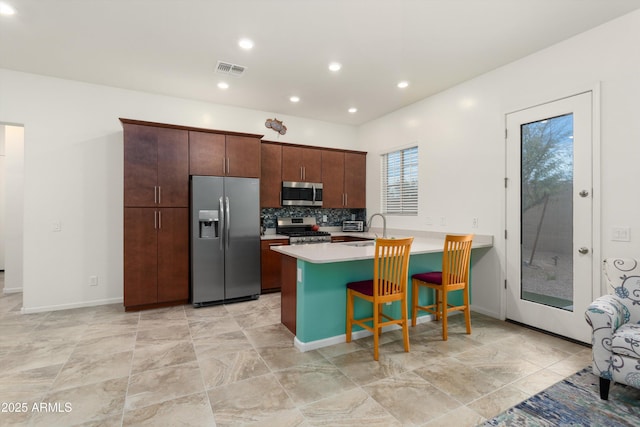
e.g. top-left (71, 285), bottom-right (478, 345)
top-left (215, 61), bottom-right (247, 77)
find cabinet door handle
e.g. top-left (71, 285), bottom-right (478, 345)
top-left (158, 210), bottom-right (162, 229)
top-left (158, 186), bottom-right (161, 205)
top-left (154, 186), bottom-right (157, 204)
top-left (222, 158), bottom-right (226, 174)
top-left (300, 166), bottom-right (303, 180)
top-left (227, 158), bottom-right (230, 175)
top-left (345, 193), bottom-right (348, 206)
top-left (154, 210), bottom-right (158, 229)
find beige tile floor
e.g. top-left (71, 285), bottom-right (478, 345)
top-left (0, 273), bottom-right (592, 426)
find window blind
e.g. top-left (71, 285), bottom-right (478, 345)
top-left (381, 146), bottom-right (418, 215)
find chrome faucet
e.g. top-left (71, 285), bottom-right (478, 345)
top-left (367, 213), bottom-right (387, 238)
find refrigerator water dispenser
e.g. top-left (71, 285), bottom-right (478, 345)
top-left (198, 210), bottom-right (219, 239)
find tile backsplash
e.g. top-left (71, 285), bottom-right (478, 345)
top-left (261, 208), bottom-right (366, 229)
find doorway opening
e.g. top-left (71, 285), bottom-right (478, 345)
top-left (0, 123), bottom-right (25, 295)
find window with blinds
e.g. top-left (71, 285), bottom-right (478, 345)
top-left (381, 146), bottom-right (418, 215)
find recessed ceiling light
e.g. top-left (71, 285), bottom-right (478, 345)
top-left (217, 82), bottom-right (229, 89)
top-left (397, 81), bottom-right (409, 89)
top-left (0, 2), bottom-right (16, 15)
top-left (348, 108), bottom-right (358, 114)
top-left (328, 62), bottom-right (342, 72)
top-left (238, 38), bottom-right (254, 50)
top-left (289, 96), bottom-right (300, 103)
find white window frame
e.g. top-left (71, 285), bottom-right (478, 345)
top-left (381, 146), bottom-right (418, 215)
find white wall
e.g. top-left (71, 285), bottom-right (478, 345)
top-left (359, 10), bottom-right (640, 317)
top-left (0, 127), bottom-right (4, 271)
top-left (0, 71), bottom-right (357, 312)
top-left (1, 125), bottom-right (24, 293)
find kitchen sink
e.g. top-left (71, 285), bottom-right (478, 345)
top-left (344, 241), bottom-right (375, 247)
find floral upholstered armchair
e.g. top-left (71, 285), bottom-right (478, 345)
top-left (585, 258), bottom-right (640, 400)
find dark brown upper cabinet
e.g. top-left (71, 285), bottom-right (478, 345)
top-left (189, 131), bottom-right (261, 178)
top-left (261, 142), bottom-right (282, 207)
top-left (321, 150), bottom-right (366, 208)
top-left (282, 145), bottom-right (322, 182)
top-left (123, 123), bottom-right (189, 208)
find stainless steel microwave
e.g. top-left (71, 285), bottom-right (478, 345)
top-left (281, 181), bottom-right (323, 206)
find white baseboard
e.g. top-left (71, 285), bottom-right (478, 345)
top-left (470, 304), bottom-right (501, 319)
top-left (294, 314), bottom-right (435, 352)
top-left (3, 287), bottom-right (23, 294)
top-left (21, 297), bottom-right (123, 314)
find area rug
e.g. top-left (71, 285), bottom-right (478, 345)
top-left (482, 367), bottom-right (640, 426)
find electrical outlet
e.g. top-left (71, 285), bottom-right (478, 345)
top-left (472, 217), bottom-right (478, 228)
top-left (323, 215), bottom-right (328, 222)
top-left (89, 275), bottom-right (98, 286)
top-left (52, 221), bottom-right (62, 232)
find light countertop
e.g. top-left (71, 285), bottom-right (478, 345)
top-left (260, 233), bottom-right (290, 240)
top-left (270, 230), bottom-right (493, 263)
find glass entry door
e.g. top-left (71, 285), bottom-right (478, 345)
top-left (505, 92), bottom-right (593, 343)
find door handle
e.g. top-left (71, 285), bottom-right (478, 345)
top-left (579, 190), bottom-right (589, 198)
top-left (225, 196), bottom-right (230, 249)
top-left (219, 197), bottom-right (224, 251)
top-left (578, 247), bottom-right (589, 254)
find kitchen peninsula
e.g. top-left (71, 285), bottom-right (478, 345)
top-left (271, 231), bottom-right (493, 352)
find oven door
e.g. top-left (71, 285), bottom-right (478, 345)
top-left (282, 181), bottom-right (323, 206)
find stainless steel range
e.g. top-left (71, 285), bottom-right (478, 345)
top-left (276, 217), bottom-right (332, 244)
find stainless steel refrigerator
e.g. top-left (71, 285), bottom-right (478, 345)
top-left (191, 176), bottom-right (260, 306)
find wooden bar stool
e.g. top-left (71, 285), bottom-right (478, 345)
top-left (411, 234), bottom-right (473, 340)
top-left (346, 237), bottom-right (414, 360)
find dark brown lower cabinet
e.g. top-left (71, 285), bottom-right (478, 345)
top-left (260, 239), bottom-right (289, 293)
top-left (281, 254), bottom-right (297, 334)
top-left (124, 207), bottom-right (189, 310)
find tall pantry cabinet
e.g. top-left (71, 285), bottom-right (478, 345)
top-left (122, 120), bottom-right (189, 310)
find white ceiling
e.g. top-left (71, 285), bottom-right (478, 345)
top-left (2, 0), bottom-right (640, 125)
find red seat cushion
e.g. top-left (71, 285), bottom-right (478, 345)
top-left (412, 271), bottom-right (442, 285)
top-left (347, 279), bottom-right (374, 296)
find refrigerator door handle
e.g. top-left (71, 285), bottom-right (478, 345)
top-left (225, 196), bottom-right (230, 249)
top-left (219, 196), bottom-right (224, 251)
